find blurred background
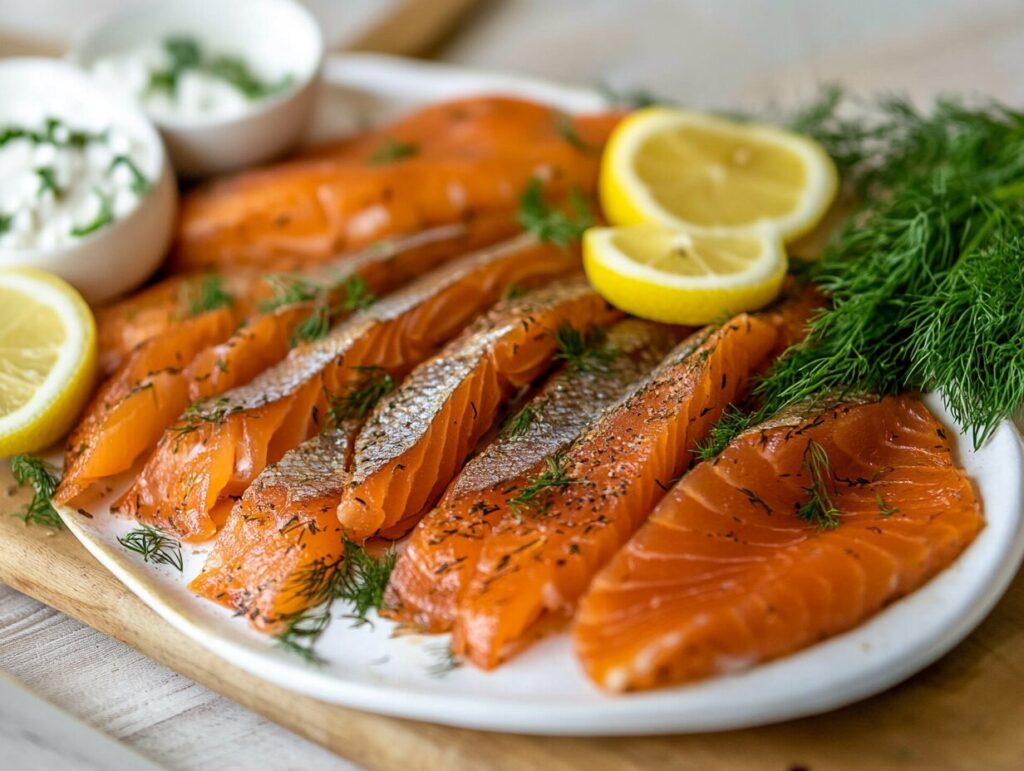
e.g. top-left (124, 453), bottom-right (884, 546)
top-left (2, 0), bottom-right (1022, 109)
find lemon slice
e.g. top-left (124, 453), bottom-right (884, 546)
top-left (583, 224), bottom-right (787, 325)
top-left (600, 107), bottom-right (837, 241)
top-left (0, 268), bottom-right (97, 456)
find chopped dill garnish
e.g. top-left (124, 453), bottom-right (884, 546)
top-left (291, 301), bottom-right (332, 346)
top-left (340, 274), bottom-right (376, 312)
top-left (517, 178), bottom-right (592, 247)
top-left (35, 166), bottom-right (63, 199)
top-left (427, 644), bottom-right (462, 677)
top-left (335, 536), bottom-right (397, 627)
top-left (554, 111), bottom-right (595, 153)
top-left (597, 82), bottom-right (664, 109)
top-left (275, 538), bottom-right (397, 662)
top-left (148, 36), bottom-right (292, 100)
top-left (504, 282), bottom-right (526, 300)
top-left (692, 406), bottom-right (756, 462)
top-left (795, 440), bottom-right (841, 530)
top-left (288, 275), bottom-right (375, 347)
top-left (553, 323), bottom-right (617, 375)
top-left (508, 453), bottom-right (574, 513)
top-left (10, 454), bottom-right (63, 529)
top-left (171, 396), bottom-right (239, 448)
top-left (327, 366), bottom-right (395, 425)
top-left (109, 154), bottom-right (151, 195)
top-left (876, 492), bottom-right (900, 518)
top-left (185, 275), bottom-right (234, 317)
top-left (70, 189), bottom-right (113, 237)
top-left (117, 524), bottom-right (183, 571)
top-left (502, 402), bottom-right (538, 438)
top-left (259, 273), bottom-right (323, 312)
top-left (369, 139), bottom-right (419, 164)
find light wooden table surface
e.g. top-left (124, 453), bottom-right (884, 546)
top-left (4, 1), bottom-right (1024, 769)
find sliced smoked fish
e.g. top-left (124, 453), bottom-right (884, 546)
top-left (451, 314), bottom-right (782, 669)
top-left (336, 278), bottom-right (622, 542)
top-left (573, 395), bottom-right (983, 691)
top-left (96, 216), bottom-right (517, 376)
top-left (190, 421), bottom-right (361, 631)
top-left (173, 96), bottom-right (621, 271)
top-left (57, 222), bottom-right (516, 506)
top-left (54, 308), bottom-right (236, 505)
top-left (384, 318), bottom-right (685, 632)
top-left (115, 235), bottom-right (577, 540)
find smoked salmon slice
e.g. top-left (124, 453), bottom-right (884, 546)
top-left (173, 96), bottom-right (621, 271)
top-left (115, 235), bottom-right (577, 540)
top-left (96, 216), bottom-right (517, 377)
top-left (573, 395), bottom-right (983, 691)
top-left (336, 278), bottom-right (622, 541)
top-left (451, 314), bottom-right (782, 669)
top-left (384, 318), bottom-right (685, 632)
top-left (190, 420), bottom-right (362, 630)
top-left (57, 222), bottom-right (518, 506)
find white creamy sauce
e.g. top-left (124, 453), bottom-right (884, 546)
top-left (90, 38), bottom-right (293, 123)
top-left (0, 111), bottom-right (153, 250)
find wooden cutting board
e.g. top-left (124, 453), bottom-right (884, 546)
top-left (1, 464), bottom-right (1022, 770)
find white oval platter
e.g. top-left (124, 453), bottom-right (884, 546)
top-left (55, 55), bottom-right (1024, 736)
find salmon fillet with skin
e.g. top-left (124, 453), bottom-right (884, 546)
top-left (190, 420), bottom-right (362, 631)
top-left (96, 215), bottom-right (518, 377)
top-left (336, 278), bottom-right (622, 542)
top-left (115, 235), bottom-right (577, 540)
top-left (383, 318), bottom-right (686, 632)
top-left (173, 96), bottom-right (622, 271)
top-left (57, 222), bottom-right (514, 507)
top-left (54, 308), bottom-right (237, 505)
top-left (574, 395), bottom-right (984, 691)
top-left (451, 314), bottom-right (782, 669)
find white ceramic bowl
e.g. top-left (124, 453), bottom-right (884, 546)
top-left (0, 58), bottom-right (176, 305)
top-left (71, 0), bottom-right (324, 178)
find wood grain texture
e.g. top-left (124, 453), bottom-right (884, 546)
top-left (1, 465), bottom-right (1023, 770)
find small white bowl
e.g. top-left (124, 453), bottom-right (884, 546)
top-left (0, 58), bottom-right (176, 305)
top-left (71, 0), bottom-right (324, 178)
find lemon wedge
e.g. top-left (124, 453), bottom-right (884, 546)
top-left (600, 106), bottom-right (837, 241)
top-left (0, 268), bottom-right (97, 456)
top-left (583, 224), bottom-right (787, 325)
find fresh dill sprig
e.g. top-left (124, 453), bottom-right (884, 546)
top-left (369, 139), bottom-right (419, 164)
top-left (340, 274), bottom-right (376, 312)
top-left (275, 539), bottom-right (397, 661)
top-left (288, 275), bottom-right (376, 347)
top-left (259, 273), bottom-right (323, 312)
top-left (335, 536), bottom-right (397, 627)
top-left (554, 111), bottom-right (595, 153)
top-left (692, 406), bottom-right (757, 462)
top-left (704, 93), bottom-right (1024, 452)
top-left (290, 300), bottom-right (332, 346)
top-left (185, 275), bottom-right (234, 317)
top-left (503, 283), bottom-right (526, 300)
top-left (10, 454), bottom-right (63, 529)
top-left (517, 178), bottom-right (592, 247)
top-left (876, 492), bottom-right (900, 518)
top-left (553, 324), bottom-right (617, 374)
top-left (117, 524), bottom-right (183, 571)
top-left (597, 82), bottom-right (664, 109)
top-left (795, 440), bottom-right (841, 530)
top-left (327, 366), bottom-right (395, 425)
top-left (427, 644), bottom-right (462, 677)
top-left (508, 453), bottom-right (575, 513)
top-left (502, 402), bottom-right (538, 438)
